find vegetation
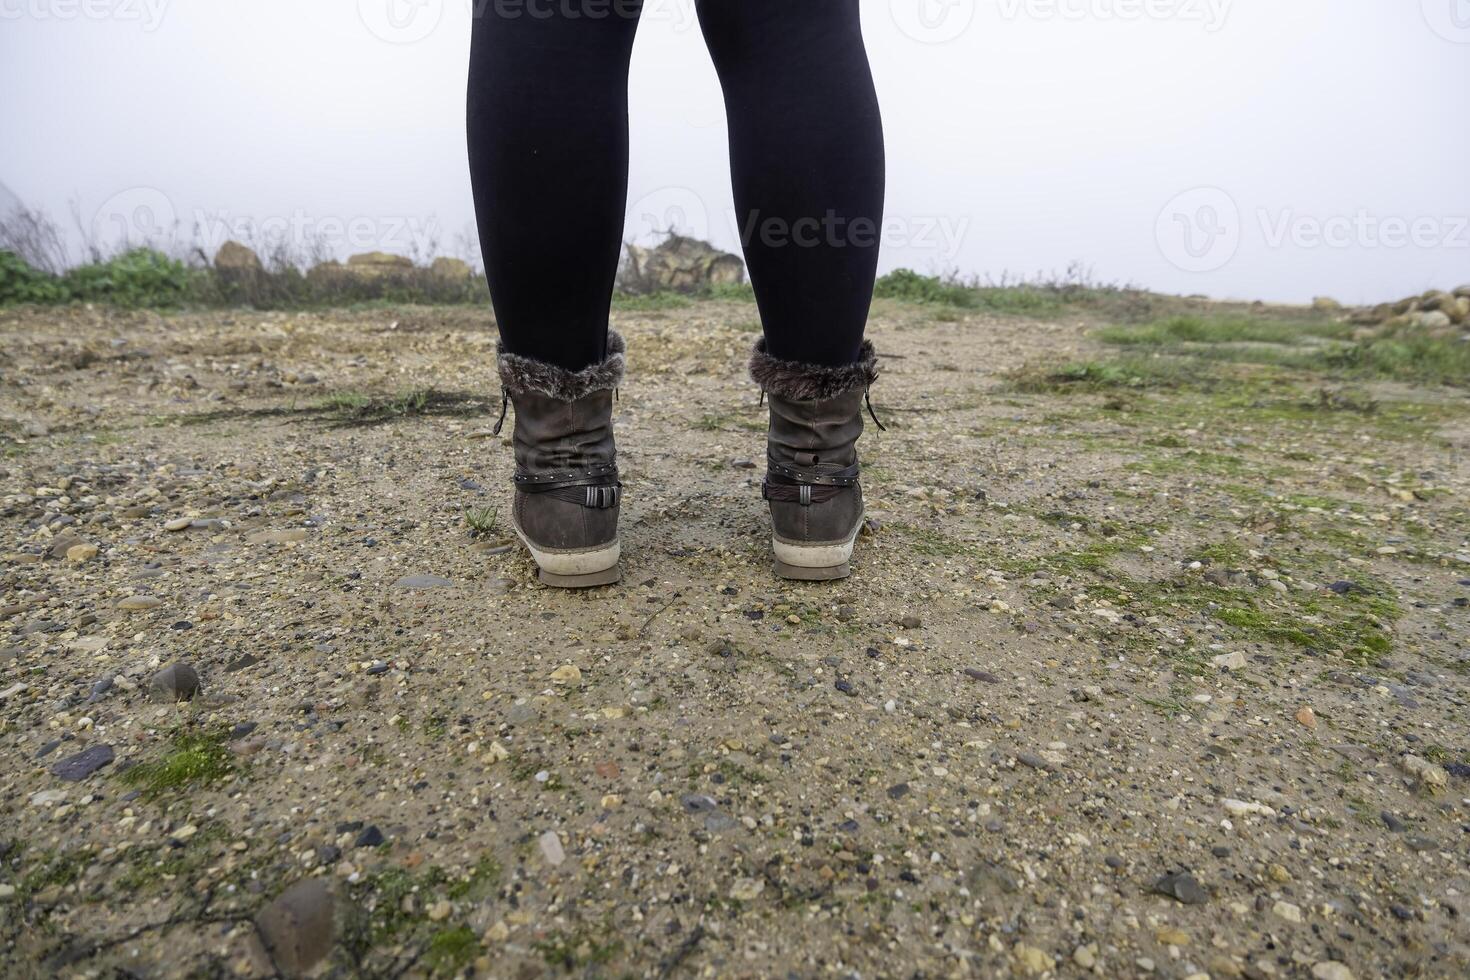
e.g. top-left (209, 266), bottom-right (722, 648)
top-left (120, 728), bottom-right (235, 797)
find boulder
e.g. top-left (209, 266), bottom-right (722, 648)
top-left (149, 662), bottom-right (201, 702)
top-left (429, 256), bottom-right (473, 282)
top-left (620, 235), bottom-right (745, 295)
top-left (1311, 296), bottom-right (1342, 312)
top-left (1422, 292), bottom-right (1459, 314)
top-left (1452, 297), bottom-right (1470, 324)
top-left (1413, 310), bottom-right (1453, 332)
top-left (255, 879), bottom-right (336, 977)
top-left (215, 241), bottom-right (263, 274)
top-left (346, 251), bottom-right (414, 276)
top-left (1454, 284), bottom-right (1470, 299)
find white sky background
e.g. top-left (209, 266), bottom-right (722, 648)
top-left (2, 0), bottom-right (1467, 304)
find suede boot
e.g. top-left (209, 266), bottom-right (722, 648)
top-left (494, 333), bottom-right (625, 587)
top-left (749, 339), bottom-right (880, 581)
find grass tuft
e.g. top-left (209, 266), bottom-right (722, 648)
top-left (120, 729), bottom-right (234, 798)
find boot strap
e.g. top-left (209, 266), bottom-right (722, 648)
top-left (763, 460), bottom-right (859, 508)
top-left (765, 460), bottom-right (860, 488)
top-left (516, 477), bottom-right (621, 510)
top-left (514, 464), bottom-right (621, 509)
top-left (513, 463), bottom-right (619, 488)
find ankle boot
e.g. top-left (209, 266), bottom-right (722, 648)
top-left (494, 333), bottom-right (625, 588)
top-left (749, 339), bottom-right (881, 581)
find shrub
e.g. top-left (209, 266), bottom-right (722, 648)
top-left (62, 248), bottom-right (199, 308)
top-left (873, 269), bottom-right (978, 307)
top-left (0, 250), bottom-right (66, 304)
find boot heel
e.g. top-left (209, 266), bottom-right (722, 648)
top-left (539, 564), bottom-right (622, 589)
top-left (773, 559), bottom-right (850, 582)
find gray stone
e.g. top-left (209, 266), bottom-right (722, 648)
top-left (393, 575), bottom-right (455, 590)
top-left (149, 663), bottom-right (200, 702)
top-left (50, 744), bottom-right (114, 782)
top-left (255, 879), bottom-right (336, 977)
top-left (1152, 871), bottom-right (1208, 905)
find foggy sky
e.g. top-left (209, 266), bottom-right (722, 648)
top-left (2, 0), bottom-right (1467, 304)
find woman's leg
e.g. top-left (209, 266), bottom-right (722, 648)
top-left (697, 0), bottom-right (886, 366)
top-left (467, 1), bottom-right (644, 371)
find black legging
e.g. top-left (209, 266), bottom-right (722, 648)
top-left (467, 0), bottom-right (885, 371)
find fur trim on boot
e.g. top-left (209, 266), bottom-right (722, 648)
top-left (498, 331), bottom-right (626, 401)
top-left (749, 338), bottom-right (878, 401)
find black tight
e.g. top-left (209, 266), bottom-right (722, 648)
top-left (467, 0), bottom-right (885, 371)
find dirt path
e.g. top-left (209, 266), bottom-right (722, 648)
top-left (2, 301), bottom-right (1468, 978)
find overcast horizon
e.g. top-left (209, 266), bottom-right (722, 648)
top-left (2, 0), bottom-right (1467, 305)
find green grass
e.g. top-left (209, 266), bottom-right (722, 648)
top-left (310, 387), bottom-right (436, 422)
top-left (610, 291), bottom-right (693, 311)
top-left (426, 926), bottom-right (481, 976)
top-left (120, 729), bottom-right (234, 798)
top-left (464, 505), bottom-right (498, 538)
top-left (1093, 314), bottom-right (1353, 348)
top-left (446, 854), bottom-right (501, 901)
top-left (1082, 314), bottom-right (1469, 387)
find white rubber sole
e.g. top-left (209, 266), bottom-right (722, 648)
top-left (511, 516), bottom-right (621, 587)
top-left (771, 516), bottom-right (862, 581)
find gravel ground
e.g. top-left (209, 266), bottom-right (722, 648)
top-left (1, 300), bottom-right (1468, 979)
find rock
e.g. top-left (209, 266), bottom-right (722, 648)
top-left (1454, 284), bottom-right (1470, 299)
top-left (538, 831), bottom-right (565, 866)
top-left (354, 826), bottom-right (384, 848)
top-left (254, 879), bottom-right (335, 977)
top-left (1412, 310), bottom-right (1452, 331)
top-left (1013, 944), bottom-right (1052, 975)
top-left (1272, 899), bottom-right (1303, 923)
top-left (393, 574), bottom-right (455, 590)
top-left (1399, 754), bottom-right (1449, 792)
top-left (730, 877), bottom-right (764, 901)
top-left (1295, 706), bottom-right (1317, 729)
top-left (347, 251), bottom-right (414, 275)
top-left (963, 668), bottom-right (1002, 683)
top-left (65, 543), bottom-right (98, 563)
top-left (550, 664), bottom-right (582, 685)
top-left (164, 517), bottom-right (192, 532)
top-left (1073, 944), bottom-right (1098, 970)
top-left (620, 235), bottom-right (745, 295)
top-left (49, 744), bottom-right (114, 781)
top-left (1221, 798), bottom-right (1275, 817)
top-left (1016, 751), bottom-right (1058, 772)
top-left (215, 241), bottom-right (264, 274)
top-left (149, 663), bottom-right (201, 702)
top-left (429, 256), bottom-right (472, 282)
top-left (1152, 871), bottom-right (1208, 905)
top-left (1312, 296), bottom-right (1342, 312)
top-left (1212, 651), bottom-right (1247, 670)
top-left (117, 595), bottom-right (162, 612)
top-left (1312, 963), bottom-right (1355, 980)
